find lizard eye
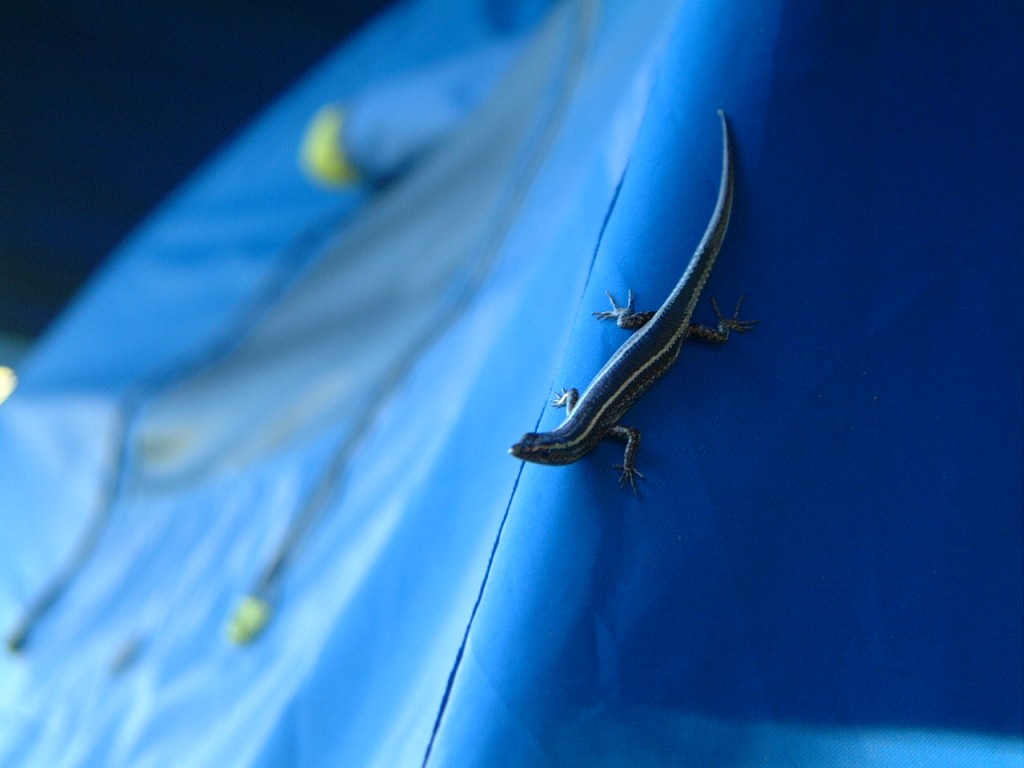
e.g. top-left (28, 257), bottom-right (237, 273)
top-left (509, 433), bottom-right (540, 458)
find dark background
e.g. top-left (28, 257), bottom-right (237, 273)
top-left (0, 1), bottom-right (395, 340)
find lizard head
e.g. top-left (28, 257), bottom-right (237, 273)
top-left (509, 432), bottom-right (577, 465)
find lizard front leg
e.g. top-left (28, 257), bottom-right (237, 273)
top-left (551, 387), bottom-right (579, 415)
top-left (607, 424), bottom-right (643, 493)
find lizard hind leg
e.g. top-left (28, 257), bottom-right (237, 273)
top-left (687, 296), bottom-right (759, 342)
top-left (593, 290), bottom-right (655, 330)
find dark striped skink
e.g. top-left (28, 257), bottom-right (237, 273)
top-left (509, 110), bottom-right (756, 490)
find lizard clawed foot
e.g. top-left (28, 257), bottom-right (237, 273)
top-left (551, 387), bottom-right (579, 414)
top-left (592, 290), bottom-right (634, 321)
top-left (711, 295), bottom-right (759, 334)
top-left (613, 463), bottom-right (644, 494)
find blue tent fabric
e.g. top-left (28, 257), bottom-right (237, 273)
top-left (1, 0), bottom-right (1021, 766)
top-left (332, 35), bottom-right (525, 182)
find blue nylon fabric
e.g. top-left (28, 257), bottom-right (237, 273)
top-left (340, 36), bottom-right (525, 181)
top-left (0, 1), bottom-right (1021, 767)
top-left (1, 1), bottom-right (565, 765)
top-left (428, 0), bottom-right (1023, 764)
